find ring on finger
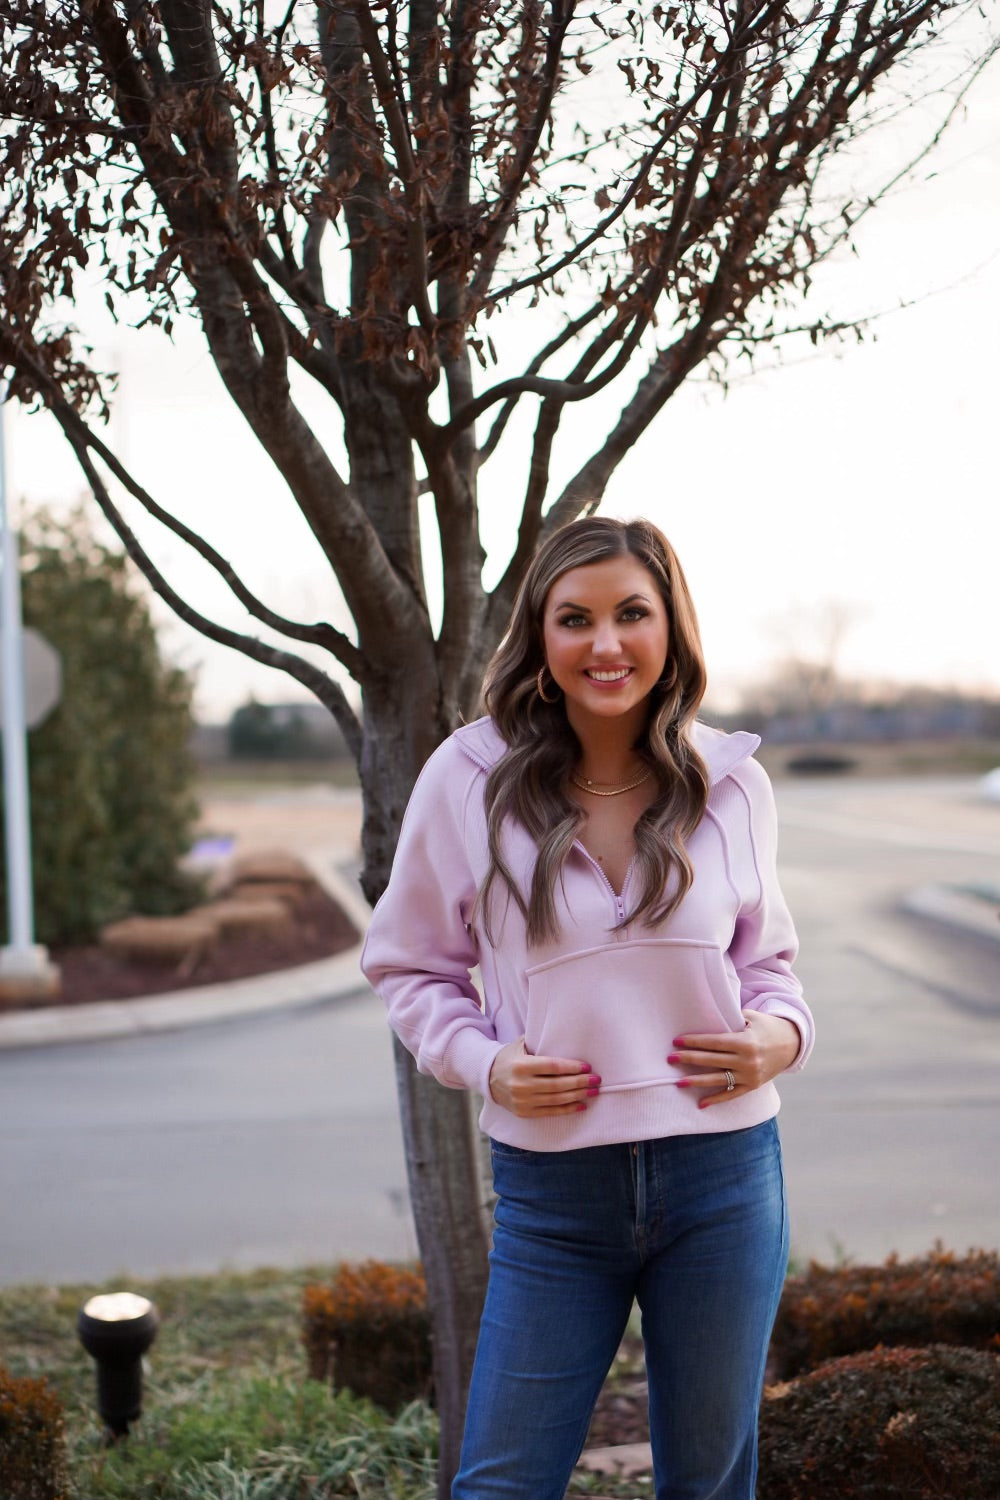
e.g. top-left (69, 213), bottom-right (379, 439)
top-left (723, 1069), bottom-right (736, 1092)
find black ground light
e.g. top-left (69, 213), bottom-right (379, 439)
top-left (77, 1291), bottom-right (159, 1441)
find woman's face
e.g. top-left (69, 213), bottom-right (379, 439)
top-left (541, 554), bottom-right (670, 734)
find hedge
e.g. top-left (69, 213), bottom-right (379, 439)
top-left (758, 1343), bottom-right (1000, 1499)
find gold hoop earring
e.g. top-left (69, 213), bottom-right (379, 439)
top-left (536, 666), bottom-right (560, 704)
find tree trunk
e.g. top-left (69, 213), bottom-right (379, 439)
top-left (393, 1042), bottom-right (489, 1494)
top-left (361, 669), bottom-right (489, 1499)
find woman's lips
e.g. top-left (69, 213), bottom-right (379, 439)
top-left (584, 667), bottom-right (634, 684)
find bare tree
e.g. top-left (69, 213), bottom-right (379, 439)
top-left (759, 599), bottom-right (863, 713)
top-left (1, 1), bottom-right (995, 1486)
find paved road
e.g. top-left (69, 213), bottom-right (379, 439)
top-left (1, 776), bottom-right (997, 1286)
top-left (773, 775), bottom-right (999, 1264)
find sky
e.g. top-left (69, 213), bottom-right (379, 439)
top-left (4, 21), bottom-right (999, 722)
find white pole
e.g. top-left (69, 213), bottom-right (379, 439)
top-left (0, 376), bottom-right (52, 986)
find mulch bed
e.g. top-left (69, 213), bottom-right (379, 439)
top-left (586, 1336), bottom-right (650, 1448)
top-left (6, 886), bottom-right (359, 1011)
top-left (583, 1330), bottom-right (783, 1451)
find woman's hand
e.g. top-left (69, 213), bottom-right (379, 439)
top-left (488, 1038), bottom-right (601, 1118)
top-left (667, 1011), bottom-right (801, 1110)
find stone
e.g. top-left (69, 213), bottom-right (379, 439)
top-left (100, 915), bottom-right (219, 970)
top-left (195, 898), bottom-right (291, 937)
top-left (575, 1442), bottom-right (654, 1478)
top-left (227, 849), bottom-right (315, 886)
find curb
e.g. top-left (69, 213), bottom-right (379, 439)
top-left (0, 854), bottom-right (372, 1053)
top-left (2, 877), bottom-right (992, 1053)
top-left (901, 883), bottom-right (1000, 947)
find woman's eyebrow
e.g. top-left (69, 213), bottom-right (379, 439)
top-left (553, 592), bottom-right (651, 611)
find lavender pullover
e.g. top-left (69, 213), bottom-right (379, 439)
top-left (361, 716), bottom-right (814, 1151)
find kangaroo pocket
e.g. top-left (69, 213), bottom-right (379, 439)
top-left (523, 939), bottom-right (742, 1092)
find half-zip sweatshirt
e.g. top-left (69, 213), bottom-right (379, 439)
top-left (361, 716), bottom-right (814, 1151)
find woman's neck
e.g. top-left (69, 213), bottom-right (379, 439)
top-left (568, 708), bottom-right (647, 782)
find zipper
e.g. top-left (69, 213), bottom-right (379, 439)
top-left (573, 841), bottom-right (632, 936)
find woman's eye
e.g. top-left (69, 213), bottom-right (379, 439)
top-left (557, 613), bottom-right (587, 628)
top-left (620, 608), bottom-right (648, 622)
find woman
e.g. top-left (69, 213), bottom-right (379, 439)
top-left (362, 517), bottom-right (814, 1500)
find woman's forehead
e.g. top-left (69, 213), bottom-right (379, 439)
top-left (544, 555), bottom-right (659, 608)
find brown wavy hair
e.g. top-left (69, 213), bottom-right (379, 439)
top-left (478, 517), bottom-right (709, 943)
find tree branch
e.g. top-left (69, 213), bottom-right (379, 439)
top-left (466, 0), bottom-right (578, 306)
top-left (1, 329), bottom-right (366, 680)
top-left (349, 1), bottom-right (436, 332)
top-left (480, 0), bottom-right (789, 311)
top-left (476, 300), bottom-right (608, 466)
top-left (66, 418), bottom-right (363, 762)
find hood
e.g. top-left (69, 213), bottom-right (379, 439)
top-left (453, 715), bottom-right (759, 787)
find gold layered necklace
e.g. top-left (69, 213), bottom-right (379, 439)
top-left (569, 766), bottom-right (652, 797)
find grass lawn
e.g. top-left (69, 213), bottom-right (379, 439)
top-left (0, 1266), bottom-right (437, 1500)
top-left (1, 1264), bottom-right (658, 1499)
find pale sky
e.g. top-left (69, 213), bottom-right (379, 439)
top-left (5, 34), bottom-right (998, 722)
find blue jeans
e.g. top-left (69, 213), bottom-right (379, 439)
top-left (453, 1120), bottom-right (788, 1500)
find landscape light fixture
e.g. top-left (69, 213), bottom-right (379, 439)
top-left (77, 1291), bottom-right (159, 1442)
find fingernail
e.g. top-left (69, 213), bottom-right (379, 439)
top-left (676, 1080), bottom-right (691, 1089)
top-left (589, 1075), bottom-right (602, 1087)
top-left (579, 1061), bottom-right (592, 1072)
top-left (667, 1054), bottom-right (680, 1065)
top-left (697, 1100), bottom-right (709, 1109)
top-left (576, 1103), bottom-right (587, 1112)
top-left (672, 1037), bottom-right (686, 1048)
top-left (587, 1086), bottom-right (600, 1097)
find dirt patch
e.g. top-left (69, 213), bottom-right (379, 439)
top-left (586, 1337), bottom-right (650, 1449)
top-left (3, 887), bottom-right (360, 1011)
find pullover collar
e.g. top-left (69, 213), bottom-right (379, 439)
top-left (453, 715), bottom-right (760, 787)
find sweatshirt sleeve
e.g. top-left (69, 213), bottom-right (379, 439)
top-left (728, 759), bottom-right (814, 1072)
top-left (360, 738), bottom-right (504, 1098)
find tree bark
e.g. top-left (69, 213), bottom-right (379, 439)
top-left (360, 666), bottom-right (490, 1500)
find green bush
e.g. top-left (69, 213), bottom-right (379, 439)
top-left (758, 1344), bottom-right (1000, 1499)
top-left (0, 510), bottom-right (200, 945)
top-left (0, 1365), bottom-right (68, 1500)
top-left (303, 1262), bottom-right (433, 1411)
top-left (770, 1246), bottom-right (1000, 1378)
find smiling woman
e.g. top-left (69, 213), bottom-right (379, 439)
top-left (362, 516), bottom-right (814, 1500)
top-left (542, 554), bottom-right (671, 739)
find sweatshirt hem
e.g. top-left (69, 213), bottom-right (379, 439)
top-left (479, 1081), bottom-right (782, 1152)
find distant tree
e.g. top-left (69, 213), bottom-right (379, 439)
top-left (0, 510), bottom-right (199, 945)
top-left (228, 697), bottom-right (299, 757)
top-left (1, 4), bottom-right (996, 1484)
top-left (226, 696), bottom-right (335, 756)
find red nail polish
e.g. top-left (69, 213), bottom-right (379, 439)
top-left (677, 1080), bottom-right (691, 1089)
top-left (667, 1054), bottom-right (680, 1065)
top-left (589, 1075), bottom-right (602, 1086)
top-left (579, 1062), bottom-right (592, 1072)
top-left (587, 1087), bottom-right (600, 1097)
top-left (576, 1103), bottom-right (587, 1112)
top-left (672, 1037), bottom-right (686, 1048)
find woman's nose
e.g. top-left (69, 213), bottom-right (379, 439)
top-left (591, 619), bottom-right (622, 656)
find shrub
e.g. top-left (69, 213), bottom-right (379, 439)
top-left (0, 509), bottom-right (200, 945)
top-left (770, 1246), bottom-right (1000, 1378)
top-left (303, 1262), bottom-right (432, 1411)
top-left (0, 1366), bottom-right (68, 1500)
top-left (758, 1344), bottom-right (1000, 1500)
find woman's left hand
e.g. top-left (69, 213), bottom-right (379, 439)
top-left (667, 1011), bottom-right (801, 1110)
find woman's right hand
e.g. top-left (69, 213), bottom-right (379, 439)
top-left (488, 1038), bottom-right (601, 1117)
